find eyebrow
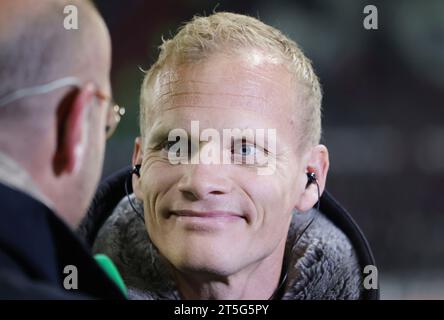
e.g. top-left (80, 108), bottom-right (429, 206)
top-left (147, 126), bottom-right (174, 145)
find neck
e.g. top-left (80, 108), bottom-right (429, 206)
top-left (172, 236), bottom-right (287, 300)
top-left (0, 148), bottom-right (54, 208)
top-left (0, 145), bottom-right (81, 228)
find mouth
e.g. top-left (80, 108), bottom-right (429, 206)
top-left (170, 210), bottom-right (245, 220)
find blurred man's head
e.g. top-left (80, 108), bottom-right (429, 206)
top-left (0, 0), bottom-right (113, 226)
top-left (133, 12), bottom-right (329, 298)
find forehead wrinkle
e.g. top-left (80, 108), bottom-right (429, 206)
top-left (154, 57), bottom-right (293, 97)
top-left (152, 77), bottom-right (286, 117)
top-left (156, 78), bottom-right (269, 94)
top-left (150, 105), bottom-right (295, 138)
top-left (148, 90), bottom-right (298, 123)
top-left (155, 91), bottom-right (269, 112)
top-left (157, 70), bottom-right (291, 92)
top-left (160, 103), bottom-right (266, 114)
top-left (236, 64), bottom-right (293, 91)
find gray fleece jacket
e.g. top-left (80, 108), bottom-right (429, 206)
top-left (92, 194), bottom-right (364, 300)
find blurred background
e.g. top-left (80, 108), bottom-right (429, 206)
top-left (94, 0), bottom-right (444, 299)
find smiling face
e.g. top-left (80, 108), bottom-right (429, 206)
top-left (134, 50), bottom-right (320, 278)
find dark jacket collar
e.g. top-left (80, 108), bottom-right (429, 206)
top-left (0, 182), bottom-right (59, 283)
top-left (0, 182), bottom-right (125, 299)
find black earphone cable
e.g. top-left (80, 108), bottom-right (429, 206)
top-left (125, 170), bottom-right (145, 221)
top-left (270, 176), bottom-right (320, 299)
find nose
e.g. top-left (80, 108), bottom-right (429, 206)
top-left (177, 164), bottom-right (233, 201)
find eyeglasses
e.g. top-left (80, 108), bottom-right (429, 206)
top-left (0, 76), bottom-right (125, 139)
top-left (94, 88), bottom-right (126, 139)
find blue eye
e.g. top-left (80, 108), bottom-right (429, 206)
top-left (231, 141), bottom-right (269, 166)
top-left (239, 144), bottom-right (255, 156)
top-left (232, 142), bottom-right (259, 158)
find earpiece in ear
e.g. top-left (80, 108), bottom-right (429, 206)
top-left (306, 172), bottom-right (317, 187)
top-left (131, 164), bottom-right (141, 178)
top-left (306, 172), bottom-right (321, 211)
top-left (126, 164), bottom-right (144, 221)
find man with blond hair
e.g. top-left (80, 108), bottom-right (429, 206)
top-left (88, 12), bottom-right (377, 300)
top-left (0, 0), bottom-right (125, 299)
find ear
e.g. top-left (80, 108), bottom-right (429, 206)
top-left (53, 83), bottom-right (96, 176)
top-left (132, 136), bottom-right (144, 200)
top-left (295, 144), bottom-right (330, 212)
